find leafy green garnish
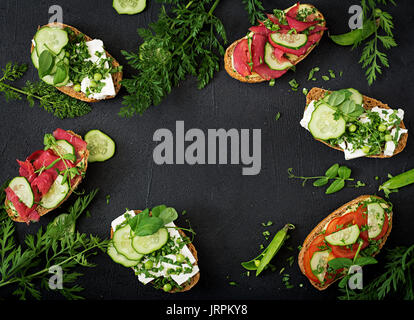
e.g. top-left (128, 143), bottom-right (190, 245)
top-left (241, 0), bottom-right (265, 24)
top-left (0, 62), bottom-right (91, 119)
top-left (120, 0), bottom-right (227, 116)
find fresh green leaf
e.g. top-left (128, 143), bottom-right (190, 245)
top-left (38, 50), bottom-right (54, 77)
top-left (338, 166), bottom-right (352, 180)
top-left (326, 179), bottom-right (345, 194)
top-left (53, 63), bottom-right (67, 85)
top-left (157, 207), bottom-right (178, 225)
top-left (313, 177), bottom-right (329, 187)
top-left (325, 163), bottom-right (339, 179)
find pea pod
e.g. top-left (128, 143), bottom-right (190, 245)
top-left (330, 19), bottom-right (377, 46)
top-left (379, 168), bottom-right (414, 197)
top-left (241, 224), bottom-right (295, 276)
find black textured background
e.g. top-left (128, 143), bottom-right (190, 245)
top-left (0, 0), bottom-right (413, 301)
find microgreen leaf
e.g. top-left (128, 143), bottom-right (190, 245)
top-left (326, 179), bottom-right (345, 194)
top-left (325, 163), bottom-right (339, 178)
top-left (38, 50), bottom-right (54, 78)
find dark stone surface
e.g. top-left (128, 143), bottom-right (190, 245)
top-left (0, 0), bottom-right (413, 300)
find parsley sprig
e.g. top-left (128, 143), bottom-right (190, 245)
top-left (120, 0), bottom-right (227, 116)
top-left (0, 189), bottom-right (108, 300)
top-left (0, 62), bottom-right (91, 119)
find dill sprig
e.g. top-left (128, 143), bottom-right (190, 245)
top-left (120, 0), bottom-right (227, 117)
top-left (0, 188), bottom-right (108, 300)
top-left (241, 0), bottom-right (265, 25)
top-left (0, 62), bottom-right (91, 119)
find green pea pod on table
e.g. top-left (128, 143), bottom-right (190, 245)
top-left (241, 224), bottom-right (295, 276)
top-left (329, 19), bottom-right (377, 46)
top-left (379, 168), bottom-right (414, 197)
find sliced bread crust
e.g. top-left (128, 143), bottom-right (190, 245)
top-left (298, 195), bottom-right (393, 290)
top-left (31, 22), bottom-right (122, 103)
top-left (224, 4), bottom-right (326, 83)
top-left (6, 130), bottom-right (89, 223)
top-left (110, 210), bottom-right (200, 293)
top-left (305, 87), bottom-right (408, 158)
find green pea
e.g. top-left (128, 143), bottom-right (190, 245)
top-left (163, 283), bottom-right (172, 292)
top-left (89, 80), bottom-right (97, 88)
top-left (254, 259), bottom-right (261, 267)
top-left (348, 124), bottom-right (357, 133)
top-left (385, 134), bottom-right (393, 142)
top-left (65, 51), bottom-right (70, 57)
top-left (73, 84), bottom-right (81, 92)
top-left (93, 73), bottom-right (103, 81)
top-left (362, 146), bottom-right (371, 154)
top-left (144, 260), bottom-right (153, 270)
top-left (378, 124), bottom-right (387, 132)
top-left (176, 254), bottom-right (185, 263)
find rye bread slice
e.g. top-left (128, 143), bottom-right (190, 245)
top-left (224, 4), bottom-right (326, 83)
top-left (298, 195), bottom-right (393, 290)
top-left (305, 87), bottom-right (408, 158)
top-left (110, 210), bottom-right (200, 293)
top-left (5, 130), bottom-right (89, 223)
top-left (30, 22), bottom-right (122, 103)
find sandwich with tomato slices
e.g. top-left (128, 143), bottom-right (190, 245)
top-left (224, 2), bottom-right (326, 83)
top-left (298, 195), bottom-right (392, 290)
top-left (4, 129), bottom-right (88, 223)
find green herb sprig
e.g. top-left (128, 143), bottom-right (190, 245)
top-left (0, 189), bottom-right (108, 300)
top-left (287, 164), bottom-right (365, 194)
top-left (338, 243), bottom-right (414, 300)
top-left (241, 0), bottom-right (265, 24)
top-left (120, 0), bottom-right (227, 116)
top-left (330, 0), bottom-right (397, 85)
top-left (0, 62), bottom-right (91, 119)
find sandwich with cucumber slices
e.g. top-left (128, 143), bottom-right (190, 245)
top-left (301, 87), bottom-right (408, 159)
top-left (298, 195), bottom-right (392, 290)
top-left (4, 129), bottom-right (88, 223)
top-left (108, 206), bottom-right (200, 293)
top-left (31, 22), bottom-right (122, 102)
top-left (224, 2), bottom-right (326, 83)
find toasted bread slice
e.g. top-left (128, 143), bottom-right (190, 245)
top-left (224, 4), bottom-right (326, 83)
top-left (110, 210), bottom-right (200, 293)
top-left (298, 195), bottom-right (393, 290)
top-left (305, 87), bottom-right (408, 158)
top-left (31, 22), bottom-right (122, 102)
top-left (5, 130), bottom-right (89, 223)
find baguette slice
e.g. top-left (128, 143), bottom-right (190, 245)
top-left (298, 195), bottom-right (393, 290)
top-left (305, 87), bottom-right (408, 158)
top-left (31, 22), bottom-right (122, 103)
top-left (224, 4), bottom-right (326, 83)
top-left (110, 210), bottom-right (200, 293)
top-left (5, 130), bottom-right (89, 223)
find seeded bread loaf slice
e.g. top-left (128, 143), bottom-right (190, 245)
top-left (305, 87), bottom-right (408, 158)
top-left (30, 22), bottom-right (122, 102)
top-left (110, 210), bottom-right (200, 293)
top-left (298, 195), bottom-right (393, 290)
top-left (224, 4), bottom-right (326, 83)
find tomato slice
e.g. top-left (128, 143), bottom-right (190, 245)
top-left (329, 239), bottom-right (369, 259)
top-left (326, 205), bottom-right (369, 241)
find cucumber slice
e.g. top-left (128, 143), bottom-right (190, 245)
top-left (270, 32), bottom-right (308, 50)
top-left (84, 130), bottom-right (116, 163)
top-left (264, 42), bottom-right (293, 71)
top-left (367, 203), bottom-right (385, 239)
top-left (8, 177), bottom-right (34, 208)
top-left (347, 88), bottom-right (363, 105)
top-left (113, 0), bottom-right (146, 14)
top-left (107, 242), bottom-right (140, 267)
top-left (325, 225), bottom-right (360, 246)
top-left (55, 140), bottom-right (75, 157)
top-left (34, 26), bottom-right (68, 55)
top-left (31, 50), bottom-right (39, 69)
top-left (39, 175), bottom-right (70, 209)
top-left (310, 250), bottom-right (330, 282)
top-left (41, 74), bottom-right (55, 85)
top-left (113, 225), bottom-right (143, 261)
top-left (308, 103), bottom-right (346, 140)
top-left (131, 227), bottom-right (169, 254)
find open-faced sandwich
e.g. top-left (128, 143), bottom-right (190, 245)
top-left (31, 22), bottom-right (122, 102)
top-left (301, 87), bottom-right (408, 159)
top-left (224, 2), bottom-right (326, 83)
top-left (298, 195), bottom-right (392, 290)
top-left (4, 129), bottom-right (88, 223)
top-left (108, 206), bottom-right (200, 293)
